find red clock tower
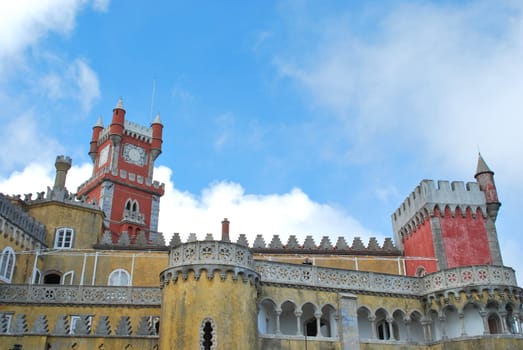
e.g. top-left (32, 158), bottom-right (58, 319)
top-left (77, 99), bottom-right (165, 244)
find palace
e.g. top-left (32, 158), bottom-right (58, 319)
top-left (1, 100), bottom-right (521, 350)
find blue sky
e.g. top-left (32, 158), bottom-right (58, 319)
top-left (1, 1), bottom-right (522, 282)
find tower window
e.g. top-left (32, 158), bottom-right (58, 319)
top-left (108, 268), bottom-right (131, 286)
top-left (0, 247), bottom-right (15, 283)
top-left (200, 317), bottom-right (216, 350)
top-left (54, 228), bottom-right (74, 249)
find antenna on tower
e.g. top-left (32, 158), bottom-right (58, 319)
top-left (149, 79), bottom-right (156, 119)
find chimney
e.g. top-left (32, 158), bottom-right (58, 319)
top-left (221, 218), bottom-right (230, 242)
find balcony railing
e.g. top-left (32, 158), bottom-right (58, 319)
top-left (0, 285), bottom-right (161, 306)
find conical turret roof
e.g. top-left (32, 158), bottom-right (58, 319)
top-left (475, 153), bottom-right (493, 176)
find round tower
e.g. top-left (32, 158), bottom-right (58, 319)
top-left (88, 116), bottom-right (104, 162)
top-left (159, 240), bottom-right (260, 350)
top-left (474, 153), bottom-right (501, 221)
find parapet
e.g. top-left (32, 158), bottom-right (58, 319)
top-left (392, 179), bottom-right (488, 241)
top-left (168, 233), bottom-right (400, 256)
top-left (0, 193), bottom-right (47, 245)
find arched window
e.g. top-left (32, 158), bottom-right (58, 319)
top-left (488, 313), bottom-right (501, 334)
top-left (108, 268), bottom-right (131, 286)
top-left (62, 270), bottom-right (74, 285)
top-left (258, 299), bottom-right (277, 334)
top-left (200, 317), bottom-right (216, 350)
top-left (0, 247), bottom-right (15, 283)
top-left (43, 271), bottom-right (61, 284)
top-left (415, 266), bottom-right (426, 277)
top-left (54, 228), bottom-right (74, 249)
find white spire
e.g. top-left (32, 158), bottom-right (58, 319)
top-left (153, 112), bottom-right (162, 124)
top-left (115, 98), bottom-right (124, 110)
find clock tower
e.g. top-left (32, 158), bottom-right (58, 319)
top-left (77, 99), bottom-right (165, 244)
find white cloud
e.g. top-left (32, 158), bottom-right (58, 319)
top-left (0, 163), bottom-right (378, 248)
top-left (154, 166), bottom-right (378, 246)
top-left (275, 2), bottom-right (523, 186)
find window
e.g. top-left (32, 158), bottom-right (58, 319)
top-left (108, 269), bottom-right (131, 286)
top-left (200, 318), bottom-right (216, 350)
top-left (54, 228), bottom-right (74, 249)
top-left (43, 272), bottom-right (61, 284)
top-left (0, 247), bottom-right (15, 283)
top-left (62, 271), bottom-right (74, 285)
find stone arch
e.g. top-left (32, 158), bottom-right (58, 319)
top-left (279, 300), bottom-right (297, 335)
top-left (43, 270), bottom-right (62, 284)
top-left (442, 305), bottom-right (460, 338)
top-left (301, 302), bottom-right (320, 337)
top-left (462, 302), bottom-right (483, 337)
top-left (258, 298), bottom-right (277, 334)
top-left (409, 310), bottom-right (424, 342)
top-left (320, 303), bottom-right (337, 337)
top-left (505, 302), bottom-right (521, 334)
top-left (375, 308), bottom-right (393, 340)
top-left (357, 306), bottom-right (373, 340)
top-left (391, 309), bottom-right (406, 340)
top-left (429, 309), bottom-right (441, 341)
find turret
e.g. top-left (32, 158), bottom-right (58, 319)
top-left (474, 153), bottom-right (501, 221)
top-left (151, 113), bottom-right (163, 160)
top-left (109, 98), bottom-right (125, 145)
top-left (53, 156), bottom-right (72, 191)
top-left (88, 116), bottom-right (104, 162)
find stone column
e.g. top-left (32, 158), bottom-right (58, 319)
top-left (500, 311), bottom-right (509, 334)
top-left (338, 293), bottom-right (360, 350)
top-left (422, 319), bottom-right (432, 342)
top-left (386, 317), bottom-right (394, 340)
top-left (480, 311), bottom-right (489, 334)
top-left (275, 308), bottom-right (282, 335)
top-left (459, 312), bottom-right (467, 337)
top-left (315, 311), bottom-right (322, 337)
top-left (439, 316), bottom-right (447, 340)
top-left (404, 318), bottom-right (412, 341)
top-left (295, 310), bottom-right (303, 336)
top-left (369, 316), bottom-right (377, 339)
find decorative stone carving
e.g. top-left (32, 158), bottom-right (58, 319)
top-left (252, 235), bottom-right (266, 248)
top-left (53, 315), bottom-right (69, 335)
top-left (94, 315), bottom-right (112, 335)
top-left (319, 236), bottom-right (333, 250)
top-left (11, 314), bottom-right (28, 334)
top-left (136, 316), bottom-right (154, 336)
top-left (31, 314), bottom-right (49, 334)
top-left (351, 237), bottom-right (365, 250)
top-left (335, 237), bottom-right (349, 250)
top-left (286, 235), bottom-right (300, 249)
top-left (118, 232), bottom-right (131, 246)
top-left (135, 232), bottom-right (148, 246)
top-left (116, 316), bottom-right (132, 336)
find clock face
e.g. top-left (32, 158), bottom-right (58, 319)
top-left (123, 144), bottom-right (146, 166)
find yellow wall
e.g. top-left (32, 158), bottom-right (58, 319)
top-left (254, 253), bottom-right (405, 275)
top-left (27, 201), bottom-right (104, 249)
top-left (159, 269), bottom-right (258, 350)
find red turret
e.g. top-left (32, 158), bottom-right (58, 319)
top-left (109, 98), bottom-right (125, 145)
top-left (151, 113), bottom-right (163, 161)
top-left (88, 116), bottom-right (104, 162)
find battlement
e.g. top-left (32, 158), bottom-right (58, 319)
top-left (392, 179), bottom-right (487, 239)
top-left (55, 155), bottom-right (72, 166)
top-left (96, 120), bottom-right (153, 146)
top-left (167, 233), bottom-right (399, 255)
top-left (0, 193), bottom-right (47, 245)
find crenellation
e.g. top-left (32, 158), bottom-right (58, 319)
top-left (392, 179), bottom-right (488, 243)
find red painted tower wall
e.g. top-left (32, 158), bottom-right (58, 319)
top-left (439, 206), bottom-right (492, 267)
top-left (403, 219), bottom-right (438, 276)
